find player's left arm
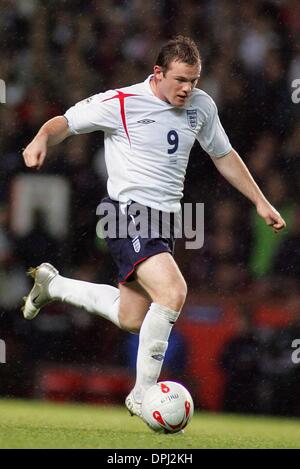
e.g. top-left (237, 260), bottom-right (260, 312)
top-left (211, 148), bottom-right (286, 233)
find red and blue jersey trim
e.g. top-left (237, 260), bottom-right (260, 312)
top-left (101, 90), bottom-right (139, 145)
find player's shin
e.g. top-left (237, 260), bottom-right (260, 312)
top-left (132, 302), bottom-right (180, 403)
top-left (48, 275), bottom-right (121, 327)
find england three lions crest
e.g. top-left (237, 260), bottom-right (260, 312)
top-left (186, 109), bottom-right (198, 129)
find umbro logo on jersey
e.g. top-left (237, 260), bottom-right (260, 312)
top-left (137, 119), bottom-right (155, 124)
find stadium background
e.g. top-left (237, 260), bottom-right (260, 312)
top-left (0, 0), bottom-right (300, 417)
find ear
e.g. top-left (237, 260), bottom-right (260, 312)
top-left (153, 65), bottom-right (164, 81)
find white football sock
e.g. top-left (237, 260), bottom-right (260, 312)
top-left (132, 302), bottom-right (180, 403)
top-left (48, 275), bottom-right (120, 327)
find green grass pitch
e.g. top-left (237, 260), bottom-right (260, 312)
top-left (0, 398), bottom-right (300, 449)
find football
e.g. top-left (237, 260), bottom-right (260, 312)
top-left (141, 381), bottom-right (194, 433)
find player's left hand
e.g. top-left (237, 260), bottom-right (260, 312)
top-left (256, 200), bottom-right (286, 233)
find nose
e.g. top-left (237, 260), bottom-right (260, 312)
top-left (182, 82), bottom-right (192, 94)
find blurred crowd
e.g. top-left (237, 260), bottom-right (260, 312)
top-left (1, 0), bottom-right (300, 414)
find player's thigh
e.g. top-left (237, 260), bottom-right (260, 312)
top-left (118, 280), bottom-right (151, 332)
top-left (135, 252), bottom-right (187, 310)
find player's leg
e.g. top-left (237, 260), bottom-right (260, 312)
top-left (136, 251), bottom-right (187, 311)
top-left (22, 263), bottom-right (150, 333)
top-left (118, 281), bottom-right (151, 333)
top-left (22, 263), bottom-right (121, 326)
top-left (126, 252), bottom-right (187, 409)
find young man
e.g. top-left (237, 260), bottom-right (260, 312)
top-left (22, 36), bottom-right (286, 422)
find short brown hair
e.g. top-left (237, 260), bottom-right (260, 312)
top-left (156, 35), bottom-right (201, 73)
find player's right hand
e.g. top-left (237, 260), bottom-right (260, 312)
top-left (256, 199), bottom-right (286, 233)
top-left (22, 135), bottom-right (48, 169)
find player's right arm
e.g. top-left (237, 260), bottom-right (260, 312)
top-left (23, 90), bottom-right (119, 169)
top-left (23, 116), bottom-right (72, 169)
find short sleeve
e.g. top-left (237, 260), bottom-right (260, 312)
top-left (196, 98), bottom-right (232, 157)
top-left (64, 91), bottom-right (120, 135)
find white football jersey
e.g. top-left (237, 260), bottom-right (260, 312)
top-left (64, 76), bottom-right (232, 212)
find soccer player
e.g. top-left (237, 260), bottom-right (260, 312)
top-left (22, 36), bottom-right (286, 422)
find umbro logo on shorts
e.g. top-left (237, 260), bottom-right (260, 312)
top-left (137, 119), bottom-right (155, 124)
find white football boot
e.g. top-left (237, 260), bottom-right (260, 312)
top-left (125, 391), bottom-right (161, 432)
top-left (21, 263), bottom-right (58, 320)
top-left (125, 391), bottom-right (143, 419)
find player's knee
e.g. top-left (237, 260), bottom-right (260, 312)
top-left (155, 279), bottom-right (187, 311)
top-left (170, 282), bottom-right (187, 311)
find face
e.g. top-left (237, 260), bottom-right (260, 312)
top-left (153, 60), bottom-right (201, 107)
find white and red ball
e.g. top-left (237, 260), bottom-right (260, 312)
top-left (141, 381), bottom-right (194, 433)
